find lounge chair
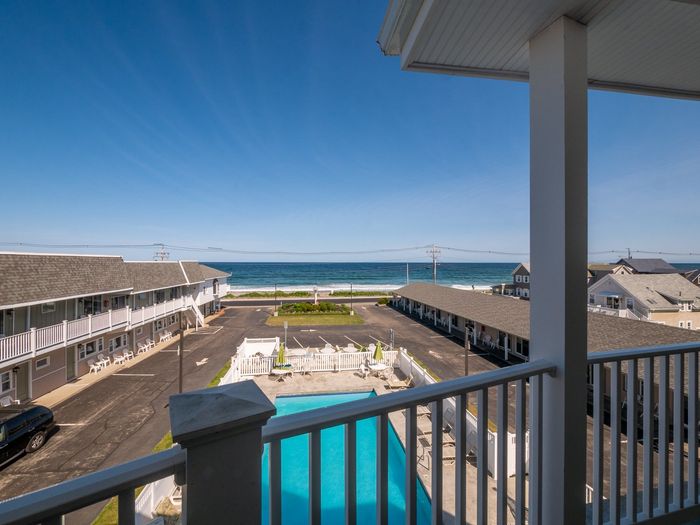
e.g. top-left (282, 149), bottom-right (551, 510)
top-left (88, 359), bottom-right (102, 374)
top-left (0, 395), bottom-right (20, 407)
top-left (417, 431), bottom-right (457, 469)
top-left (385, 374), bottom-right (413, 390)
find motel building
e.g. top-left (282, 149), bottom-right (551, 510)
top-left (3, 3), bottom-right (700, 525)
top-left (0, 253), bottom-right (229, 403)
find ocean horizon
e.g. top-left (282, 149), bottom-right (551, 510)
top-left (206, 261), bottom-right (700, 291)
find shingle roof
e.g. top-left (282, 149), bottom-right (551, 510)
top-left (604, 274), bottom-right (700, 310)
top-left (394, 283), bottom-right (700, 353)
top-left (180, 262), bottom-right (230, 284)
top-left (0, 253), bottom-right (133, 308)
top-left (684, 269), bottom-right (700, 285)
top-left (511, 263), bottom-right (530, 275)
top-left (125, 262), bottom-right (189, 293)
top-left (616, 258), bottom-right (678, 274)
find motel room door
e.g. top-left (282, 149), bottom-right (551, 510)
top-left (16, 363), bottom-right (29, 401)
top-left (66, 346), bottom-right (76, 381)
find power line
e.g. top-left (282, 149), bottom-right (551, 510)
top-left (427, 244), bottom-right (441, 284)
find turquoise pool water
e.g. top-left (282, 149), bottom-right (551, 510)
top-left (261, 392), bottom-right (432, 524)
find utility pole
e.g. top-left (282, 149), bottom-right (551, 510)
top-left (153, 244), bottom-right (170, 261)
top-left (350, 283), bottom-right (353, 313)
top-left (274, 284), bottom-right (277, 313)
top-left (406, 263), bottom-right (409, 284)
top-left (627, 247), bottom-right (631, 259)
top-left (427, 244), bottom-right (441, 284)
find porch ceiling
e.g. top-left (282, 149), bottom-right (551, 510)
top-left (378, 0), bottom-right (700, 100)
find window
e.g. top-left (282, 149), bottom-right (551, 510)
top-left (679, 321), bottom-right (685, 328)
top-left (35, 357), bottom-right (50, 370)
top-left (523, 288), bottom-right (530, 298)
top-left (154, 319), bottom-right (165, 332)
top-left (589, 294), bottom-right (595, 305)
top-left (136, 327), bottom-right (143, 336)
top-left (78, 338), bottom-right (103, 360)
top-left (0, 371), bottom-right (10, 393)
top-left (79, 296), bottom-right (101, 316)
top-left (155, 290), bottom-right (166, 303)
top-left (515, 275), bottom-right (522, 283)
top-left (688, 321), bottom-right (693, 329)
top-left (626, 298), bottom-right (634, 310)
top-left (41, 302), bottom-right (56, 314)
top-left (109, 334), bottom-right (128, 353)
top-left (111, 296), bottom-right (127, 310)
top-left (523, 275), bottom-right (530, 283)
top-left (167, 314), bottom-right (177, 325)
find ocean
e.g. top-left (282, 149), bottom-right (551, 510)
top-left (206, 262), bottom-right (519, 291)
top-left (205, 261), bottom-right (700, 292)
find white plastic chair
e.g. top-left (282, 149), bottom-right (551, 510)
top-left (146, 338), bottom-right (156, 349)
top-left (97, 353), bottom-right (110, 368)
top-left (113, 353), bottom-right (125, 365)
top-left (88, 359), bottom-right (101, 374)
top-left (123, 349), bottom-right (135, 360)
top-left (0, 395), bottom-right (20, 407)
top-left (359, 362), bottom-right (370, 379)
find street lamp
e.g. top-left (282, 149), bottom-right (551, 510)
top-left (350, 283), bottom-right (353, 312)
top-left (284, 321), bottom-right (288, 350)
top-left (274, 284), bottom-right (277, 313)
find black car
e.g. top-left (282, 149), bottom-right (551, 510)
top-left (0, 405), bottom-right (55, 468)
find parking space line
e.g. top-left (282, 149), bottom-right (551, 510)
top-left (58, 423), bottom-right (86, 426)
top-left (344, 335), bottom-right (363, 347)
top-left (368, 335), bottom-right (388, 346)
top-left (293, 336), bottom-right (305, 349)
top-left (319, 336), bottom-right (332, 345)
top-left (113, 373), bottom-right (156, 377)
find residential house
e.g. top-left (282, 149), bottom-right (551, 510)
top-left (586, 262), bottom-right (632, 285)
top-left (615, 257), bottom-right (679, 274)
top-left (492, 262), bottom-right (531, 299)
top-left (588, 273), bottom-right (700, 329)
top-left (0, 253), bottom-right (230, 402)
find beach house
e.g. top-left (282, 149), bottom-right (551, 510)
top-left (0, 253), bottom-right (230, 402)
top-left (589, 273), bottom-right (700, 329)
top-left (491, 262), bottom-right (531, 299)
top-left (615, 258), bottom-right (680, 275)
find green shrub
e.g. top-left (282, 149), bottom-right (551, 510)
top-left (278, 302), bottom-right (349, 315)
top-left (377, 297), bottom-right (389, 305)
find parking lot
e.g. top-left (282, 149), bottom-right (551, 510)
top-left (0, 304), bottom-right (495, 522)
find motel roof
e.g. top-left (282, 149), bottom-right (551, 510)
top-left (394, 283), bottom-right (700, 353)
top-left (0, 253), bottom-right (133, 308)
top-left (180, 262), bottom-right (230, 284)
top-left (125, 261), bottom-right (190, 294)
top-left (378, 0), bottom-right (700, 100)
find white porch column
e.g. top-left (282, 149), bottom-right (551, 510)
top-left (529, 17), bottom-right (588, 525)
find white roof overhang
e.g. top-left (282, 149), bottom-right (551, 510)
top-left (378, 0), bottom-right (700, 100)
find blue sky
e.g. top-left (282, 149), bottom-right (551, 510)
top-left (1, 1), bottom-right (698, 263)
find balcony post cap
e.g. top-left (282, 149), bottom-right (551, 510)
top-left (169, 381), bottom-right (275, 447)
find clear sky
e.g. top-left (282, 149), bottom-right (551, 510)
top-left (1, 1), bottom-right (698, 263)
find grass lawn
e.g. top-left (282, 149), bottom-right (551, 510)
top-left (266, 313), bottom-right (364, 326)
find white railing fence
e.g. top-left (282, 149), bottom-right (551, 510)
top-left (233, 350), bottom-right (398, 377)
top-left (134, 474), bottom-right (178, 525)
top-left (0, 297), bottom-right (189, 365)
top-left (587, 342), bottom-right (700, 525)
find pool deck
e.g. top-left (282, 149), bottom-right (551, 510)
top-left (254, 370), bottom-right (520, 524)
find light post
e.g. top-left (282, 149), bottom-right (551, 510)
top-left (274, 284), bottom-right (277, 313)
top-left (389, 328), bottom-right (395, 351)
top-left (178, 314), bottom-right (184, 393)
top-left (350, 283), bottom-right (353, 313)
top-left (283, 321), bottom-right (288, 350)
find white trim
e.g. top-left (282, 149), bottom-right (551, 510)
top-left (178, 261), bottom-right (191, 284)
top-left (0, 251), bottom-right (122, 258)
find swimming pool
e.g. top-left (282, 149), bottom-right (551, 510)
top-left (261, 392), bottom-right (432, 524)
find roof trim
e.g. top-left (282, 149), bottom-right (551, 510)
top-left (0, 251), bottom-right (123, 258)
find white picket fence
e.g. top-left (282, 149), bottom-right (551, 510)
top-left (134, 475), bottom-right (177, 525)
top-left (232, 350), bottom-right (398, 377)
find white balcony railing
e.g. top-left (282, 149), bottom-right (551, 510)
top-left (0, 296), bottom-right (189, 365)
top-left (587, 342), bottom-right (700, 525)
top-left (1, 342), bottom-right (699, 524)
